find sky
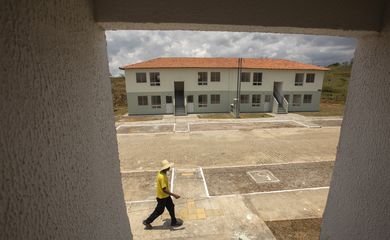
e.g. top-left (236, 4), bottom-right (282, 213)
top-left (106, 30), bottom-right (357, 76)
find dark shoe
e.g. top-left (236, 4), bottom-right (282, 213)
top-left (143, 220), bottom-right (153, 229)
top-left (171, 221), bottom-right (183, 227)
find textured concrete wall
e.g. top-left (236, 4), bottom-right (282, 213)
top-left (0, 1), bottom-right (132, 239)
top-left (94, 0), bottom-right (383, 32)
top-left (321, 5), bottom-right (390, 240)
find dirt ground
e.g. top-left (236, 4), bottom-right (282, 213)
top-left (190, 121), bottom-right (302, 131)
top-left (296, 102), bottom-right (345, 117)
top-left (121, 171), bottom-right (172, 201)
top-left (117, 115), bottom-right (163, 122)
top-left (117, 124), bottom-right (173, 134)
top-left (309, 119), bottom-right (342, 127)
top-left (265, 218), bottom-right (322, 240)
top-left (119, 121), bottom-right (339, 239)
top-left (197, 113), bottom-right (273, 119)
top-left (203, 161), bottom-right (334, 196)
top-left (118, 127), bottom-right (339, 171)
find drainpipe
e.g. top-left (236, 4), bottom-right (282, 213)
top-left (235, 58), bottom-right (242, 118)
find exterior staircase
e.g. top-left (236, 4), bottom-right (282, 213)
top-left (174, 95), bottom-right (186, 116)
top-left (277, 104), bottom-right (288, 114)
top-left (175, 106), bottom-right (186, 116)
top-left (273, 93), bottom-right (288, 114)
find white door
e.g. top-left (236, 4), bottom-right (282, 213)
top-left (166, 96), bottom-right (173, 114)
top-left (187, 95), bottom-right (194, 113)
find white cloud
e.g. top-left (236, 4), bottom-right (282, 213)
top-left (105, 30), bottom-right (357, 76)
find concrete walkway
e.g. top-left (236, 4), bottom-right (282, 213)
top-left (118, 115), bottom-right (340, 239)
top-left (126, 166), bottom-right (329, 239)
top-left (116, 113), bottom-right (343, 127)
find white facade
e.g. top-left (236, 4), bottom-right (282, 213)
top-left (124, 66), bottom-right (325, 115)
top-left (125, 68), bottom-right (324, 93)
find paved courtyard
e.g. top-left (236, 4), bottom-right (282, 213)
top-left (118, 115), bottom-right (341, 239)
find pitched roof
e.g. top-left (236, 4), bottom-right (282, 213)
top-left (120, 57), bottom-right (329, 71)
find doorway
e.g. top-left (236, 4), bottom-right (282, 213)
top-left (273, 82), bottom-right (283, 105)
top-left (174, 82), bottom-right (185, 115)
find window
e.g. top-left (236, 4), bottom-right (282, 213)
top-left (241, 72), bottom-right (250, 82)
top-left (293, 94), bottom-right (301, 106)
top-left (306, 73), bottom-right (315, 83)
top-left (211, 94), bottom-right (220, 104)
top-left (187, 95), bottom-right (193, 103)
top-left (303, 94), bottom-right (312, 103)
top-left (295, 73), bottom-right (304, 86)
top-left (211, 72), bottom-right (220, 82)
top-left (198, 72), bottom-right (208, 85)
top-left (265, 95), bottom-right (271, 103)
top-left (151, 95), bottom-right (161, 108)
top-left (198, 95), bottom-right (207, 107)
top-left (136, 72), bottom-right (147, 83)
top-left (252, 94), bottom-right (261, 107)
top-left (137, 96), bottom-right (148, 106)
top-left (253, 72), bottom-right (263, 85)
top-left (150, 72), bottom-right (160, 86)
top-left (240, 94), bottom-right (250, 104)
top-left (166, 96), bottom-right (172, 104)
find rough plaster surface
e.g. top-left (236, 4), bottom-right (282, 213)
top-left (1, 0), bottom-right (390, 239)
top-left (0, 1), bottom-right (131, 239)
top-left (321, 5), bottom-right (390, 240)
top-left (94, 0), bottom-right (384, 31)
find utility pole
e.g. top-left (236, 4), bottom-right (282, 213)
top-left (235, 58), bottom-right (242, 118)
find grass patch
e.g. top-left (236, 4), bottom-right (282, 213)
top-left (295, 101), bottom-right (345, 117)
top-left (240, 113), bottom-right (273, 118)
top-left (322, 62), bottom-right (351, 102)
top-left (197, 113), bottom-right (273, 119)
top-left (197, 113), bottom-right (234, 119)
top-left (114, 107), bottom-right (128, 121)
top-left (111, 76), bottom-right (127, 108)
top-left (265, 218), bottom-right (322, 240)
top-left (117, 115), bottom-right (163, 122)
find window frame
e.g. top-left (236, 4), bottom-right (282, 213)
top-left (136, 72), bottom-right (147, 83)
top-left (210, 94), bottom-right (220, 104)
top-left (295, 73), bottom-right (304, 86)
top-left (151, 95), bottom-right (161, 108)
top-left (137, 96), bottom-right (148, 106)
top-left (198, 72), bottom-right (208, 85)
top-left (306, 73), bottom-right (315, 83)
top-left (303, 94), bottom-right (313, 104)
top-left (210, 72), bottom-right (221, 82)
top-left (187, 95), bottom-right (194, 103)
top-left (292, 94), bottom-right (302, 106)
top-left (240, 72), bottom-right (251, 82)
top-left (198, 94), bottom-right (208, 107)
top-left (166, 96), bottom-right (173, 104)
top-left (150, 72), bottom-right (160, 86)
top-left (253, 72), bottom-right (263, 86)
top-left (252, 94), bottom-right (261, 107)
top-left (240, 94), bottom-right (250, 104)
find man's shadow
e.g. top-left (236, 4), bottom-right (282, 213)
top-left (145, 218), bottom-right (185, 231)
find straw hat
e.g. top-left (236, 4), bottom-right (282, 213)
top-left (160, 159), bottom-right (174, 171)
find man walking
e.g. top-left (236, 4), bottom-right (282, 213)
top-left (143, 159), bottom-right (183, 229)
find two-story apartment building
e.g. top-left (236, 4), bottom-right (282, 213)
top-left (120, 57), bottom-right (328, 115)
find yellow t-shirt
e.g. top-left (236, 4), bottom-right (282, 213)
top-left (156, 171), bottom-right (170, 199)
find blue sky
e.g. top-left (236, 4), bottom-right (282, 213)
top-left (106, 30), bottom-right (357, 76)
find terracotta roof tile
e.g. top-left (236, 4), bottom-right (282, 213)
top-left (120, 57), bottom-right (329, 71)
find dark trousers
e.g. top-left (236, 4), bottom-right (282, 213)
top-left (145, 196), bottom-right (177, 224)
